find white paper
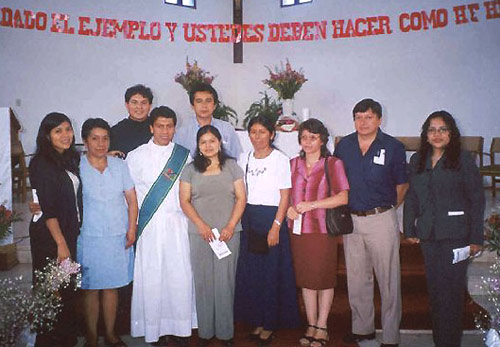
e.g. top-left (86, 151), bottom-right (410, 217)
top-left (32, 189), bottom-right (43, 222)
top-left (373, 149), bottom-right (385, 165)
top-left (292, 214), bottom-right (302, 235)
top-left (396, 202), bottom-right (404, 233)
top-left (448, 211), bottom-right (465, 216)
top-left (209, 228), bottom-right (232, 260)
top-left (452, 246), bottom-right (470, 264)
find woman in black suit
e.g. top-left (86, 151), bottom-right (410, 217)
top-left (29, 112), bottom-right (83, 347)
top-left (403, 110), bottom-right (485, 347)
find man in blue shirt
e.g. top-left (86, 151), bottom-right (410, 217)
top-left (175, 83), bottom-right (242, 158)
top-left (334, 98), bottom-right (408, 347)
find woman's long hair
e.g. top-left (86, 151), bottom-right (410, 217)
top-left (193, 125), bottom-right (229, 173)
top-left (34, 112), bottom-right (80, 174)
top-left (416, 110), bottom-right (461, 173)
top-left (298, 118), bottom-right (330, 158)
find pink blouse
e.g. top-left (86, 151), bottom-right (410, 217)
top-left (289, 156), bottom-right (350, 234)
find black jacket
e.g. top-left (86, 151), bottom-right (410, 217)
top-left (29, 155), bottom-right (83, 271)
top-left (403, 150), bottom-right (485, 245)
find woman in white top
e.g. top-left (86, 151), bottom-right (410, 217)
top-left (234, 115), bottom-right (300, 345)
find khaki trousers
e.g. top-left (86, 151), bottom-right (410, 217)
top-left (343, 208), bottom-right (401, 344)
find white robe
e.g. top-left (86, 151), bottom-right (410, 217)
top-left (127, 140), bottom-right (197, 342)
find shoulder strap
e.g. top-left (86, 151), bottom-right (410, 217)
top-left (324, 156), bottom-right (332, 198)
top-left (244, 151), bottom-right (251, 194)
top-left (291, 156), bottom-right (299, 176)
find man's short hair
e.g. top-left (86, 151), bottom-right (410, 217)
top-left (189, 83), bottom-right (219, 106)
top-left (352, 98), bottom-right (382, 119)
top-left (150, 106), bottom-right (177, 126)
top-left (125, 84), bottom-right (153, 104)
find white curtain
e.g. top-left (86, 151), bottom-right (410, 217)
top-left (0, 107), bottom-right (13, 245)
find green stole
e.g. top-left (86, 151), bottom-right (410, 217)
top-left (137, 143), bottom-right (189, 239)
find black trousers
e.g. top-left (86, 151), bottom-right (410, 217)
top-left (420, 239), bottom-right (469, 347)
top-left (34, 285), bottom-right (78, 347)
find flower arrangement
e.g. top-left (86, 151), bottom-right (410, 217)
top-left (0, 204), bottom-right (22, 240)
top-left (174, 57), bottom-right (238, 125)
top-left (174, 58), bottom-right (215, 93)
top-left (0, 258), bottom-right (81, 346)
top-left (485, 211), bottom-right (500, 255)
top-left (263, 59), bottom-right (307, 100)
top-left (475, 259), bottom-right (500, 346)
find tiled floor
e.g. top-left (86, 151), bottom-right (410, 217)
top-left (3, 192), bottom-right (499, 346)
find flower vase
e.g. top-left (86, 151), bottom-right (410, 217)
top-left (282, 98), bottom-right (294, 118)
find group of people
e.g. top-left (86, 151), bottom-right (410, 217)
top-left (28, 81), bottom-right (485, 347)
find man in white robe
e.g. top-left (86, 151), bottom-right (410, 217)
top-left (127, 106), bottom-right (197, 345)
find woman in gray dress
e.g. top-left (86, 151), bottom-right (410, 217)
top-left (179, 125), bottom-right (246, 347)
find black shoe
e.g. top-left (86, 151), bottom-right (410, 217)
top-left (342, 332), bottom-right (376, 344)
top-left (151, 335), bottom-right (170, 346)
top-left (171, 336), bottom-right (189, 346)
top-left (220, 338), bottom-right (234, 346)
top-left (105, 337), bottom-right (127, 347)
top-left (258, 333), bottom-right (275, 346)
top-left (247, 333), bottom-right (260, 341)
top-left (197, 337), bottom-right (212, 347)
top-left (380, 344), bottom-right (399, 347)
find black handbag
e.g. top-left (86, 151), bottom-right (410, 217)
top-left (324, 156), bottom-right (353, 236)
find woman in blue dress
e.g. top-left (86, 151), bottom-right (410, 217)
top-left (234, 115), bottom-right (300, 345)
top-left (77, 118), bottom-right (138, 347)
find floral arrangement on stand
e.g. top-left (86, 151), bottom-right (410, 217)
top-left (175, 58), bottom-right (238, 126)
top-left (263, 59), bottom-right (307, 132)
top-left (0, 203), bottom-right (22, 240)
top-left (0, 258), bottom-right (81, 346)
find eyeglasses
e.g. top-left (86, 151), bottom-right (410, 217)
top-left (427, 127), bottom-right (449, 135)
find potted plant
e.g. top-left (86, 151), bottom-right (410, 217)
top-left (243, 92), bottom-right (282, 129)
top-left (262, 59), bottom-right (307, 131)
top-left (175, 58), bottom-right (238, 126)
top-left (0, 204), bottom-right (22, 270)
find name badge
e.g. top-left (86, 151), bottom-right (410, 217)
top-left (448, 211), bottom-right (465, 216)
top-left (373, 149), bottom-right (385, 165)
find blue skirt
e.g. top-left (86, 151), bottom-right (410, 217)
top-left (234, 204), bottom-right (300, 330)
top-left (77, 234), bottom-right (134, 290)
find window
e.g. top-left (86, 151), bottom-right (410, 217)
top-left (164, 0), bottom-right (196, 9)
top-left (281, 0), bottom-right (312, 7)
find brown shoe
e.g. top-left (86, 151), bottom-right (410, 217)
top-left (342, 332), bottom-right (376, 344)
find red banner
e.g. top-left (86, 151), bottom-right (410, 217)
top-left (1, 2), bottom-right (499, 43)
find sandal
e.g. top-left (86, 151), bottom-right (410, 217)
top-left (248, 327), bottom-right (263, 341)
top-left (104, 336), bottom-right (127, 347)
top-left (299, 325), bottom-right (317, 347)
top-left (258, 330), bottom-right (275, 346)
top-left (84, 337), bottom-right (98, 347)
top-left (310, 326), bottom-right (329, 347)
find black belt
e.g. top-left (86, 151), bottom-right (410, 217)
top-left (350, 205), bottom-right (393, 217)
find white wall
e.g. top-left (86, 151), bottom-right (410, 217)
top-left (1, 0), bottom-right (499, 155)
